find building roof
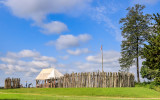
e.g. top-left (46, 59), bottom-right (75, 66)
top-left (36, 68), bottom-right (63, 80)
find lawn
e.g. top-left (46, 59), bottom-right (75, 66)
top-left (0, 87), bottom-right (160, 100)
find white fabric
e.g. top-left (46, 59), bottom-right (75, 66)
top-left (36, 68), bottom-right (63, 80)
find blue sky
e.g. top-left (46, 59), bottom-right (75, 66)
top-left (0, 0), bottom-right (160, 86)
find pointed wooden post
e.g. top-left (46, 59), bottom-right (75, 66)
top-left (104, 72), bottom-right (106, 88)
top-left (88, 72), bottom-right (91, 88)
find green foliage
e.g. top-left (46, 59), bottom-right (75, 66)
top-left (119, 4), bottom-right (151, 82)
top-left (135, 81), bottom-right (151, 86)
top-left (140, 65), bottom-right (159, 80)
top-left (119, 4), bottom-right (151, 69)
top-left (149, 82), bottom-right (157, 89)
top-left (141, 13), bottom-right (160, 85)
top-left (155, 77), bottom-right (160, 85)
top-left (152, 13), bottom-right (160, 34)
top-left (135, 81), bottom-right (160, 92)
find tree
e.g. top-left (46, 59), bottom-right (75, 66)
top-left (140, 13), bottom-right (160, 85)
top-left (119, 4), bottom-right (151, 82)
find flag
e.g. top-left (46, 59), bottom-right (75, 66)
top-left (100, 45), bottom-right (102, 51)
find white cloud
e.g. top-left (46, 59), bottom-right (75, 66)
top-left (15, 65), bottom-right (25, 72)
top-left (0, 57), bottom-right (16, 64)
top-left (78, 34), bottom-right (92, 42)
top-left (40, 21), bottom-right (68, 35)
top-left (30, 68), bottom-right (39, 73)
top-left (67, 48), bottom-right (90, 55)
top-left (0, 49), bottom-right (58, 75)
top-left (2, 0), bottom-right (92, 34)
top-left (68, 60), bottom-right (120, 73)
top-left (55, 35), bottom-right (79, 49)
top-left (30, 61), bottom-right (49, 68)
top-left (1, 64), bottom-right (26, 74)
top-left (46, 34), bottom-right (91, 49)
top-left (25, 68), bottom-right (40, 77)
top-left (7, 50), bottom-right (40, 58)
top-left (74, 62), bottom-right (99, 72)
top-left (0, 50), bottom-right (120, 77)
top-left (34, 56), bottom-right (57, 63)
top-left (6, 52), bottom-right (18, 58)
top-left (18, 50), bottom-right (40, 58)
top-left (16, 60), bottom-right (27, 66)
top-left (3, 0), bottom-right (92, 21)
top-left (86, 51), bottom-right (120, 66)
top-left (0, 64), bottom-right (7, 70)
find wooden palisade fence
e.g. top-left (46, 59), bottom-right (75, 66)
top-left (5, 78), bottom-right (20, 89)
top-left (49, 72), bottom-right (135, 88)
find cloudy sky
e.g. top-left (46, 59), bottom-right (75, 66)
top-left (0, 0), bottom-right (160, 86)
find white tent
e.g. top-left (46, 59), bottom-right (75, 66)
top-left (36, 68), bottom-right (63, 80)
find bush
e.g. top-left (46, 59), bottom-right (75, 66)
top-left (135, 81), bottom-right (150, 87)
top-left (154, 77), bottom-right (160, 85)
top-left (149, 82), bottom-right (155, 89)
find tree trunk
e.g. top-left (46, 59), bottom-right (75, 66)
top-left (137, 37), bottom-right (140, 83)
top-left (137, 57), bottom-right (140, 83)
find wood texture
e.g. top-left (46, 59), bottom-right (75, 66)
top-left (5, 78), bottom-right (20, 89)
top-left (48, 72), bottom-right (135, 88)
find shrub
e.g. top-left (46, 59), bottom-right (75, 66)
top-left (154, 77), bottom-right (160, 85)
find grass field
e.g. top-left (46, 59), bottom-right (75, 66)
top-left (0, 87), bottom-right (160, 100)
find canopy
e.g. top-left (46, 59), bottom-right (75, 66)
top-left (36, 68), bottom-right (63, 80)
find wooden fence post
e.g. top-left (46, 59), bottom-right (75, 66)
top-left (48, 72), bottom-right (135, 88)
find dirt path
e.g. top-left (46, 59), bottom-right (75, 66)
top-left (0, 92), bottom-right (160, 100)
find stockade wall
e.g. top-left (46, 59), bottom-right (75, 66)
top-left (5, 78), bottom-right (20, 89)
top-left (53, 72), bottom-right (135, 88)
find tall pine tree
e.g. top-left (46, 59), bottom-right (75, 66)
top-left (141, 13), bottom-right (160, 84)
top-left (119, 4), bottom-right (151, 82)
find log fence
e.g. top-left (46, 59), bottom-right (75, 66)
top-left (5, 78), bottom-right (20, 89)
top-left (49, 72), bottom-right (135, 88)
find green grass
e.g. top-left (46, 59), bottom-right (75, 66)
top-left (0, 87), bottom-right (160, 100)
top-left (0, 93), bottom-right (149, 100)
top-left (135, 82), bottom-right (160, 92)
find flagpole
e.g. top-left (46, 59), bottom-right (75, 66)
top-left (101, 45), bottom-right (103, 72)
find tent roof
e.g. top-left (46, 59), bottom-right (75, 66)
top-left (36, 68), bottom-right (63, 80)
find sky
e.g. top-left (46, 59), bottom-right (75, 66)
top-left (0, 0), bottom-right (160, 87)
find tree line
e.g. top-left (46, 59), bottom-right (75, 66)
top-left (119, 4), bottom-right (160, 84)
